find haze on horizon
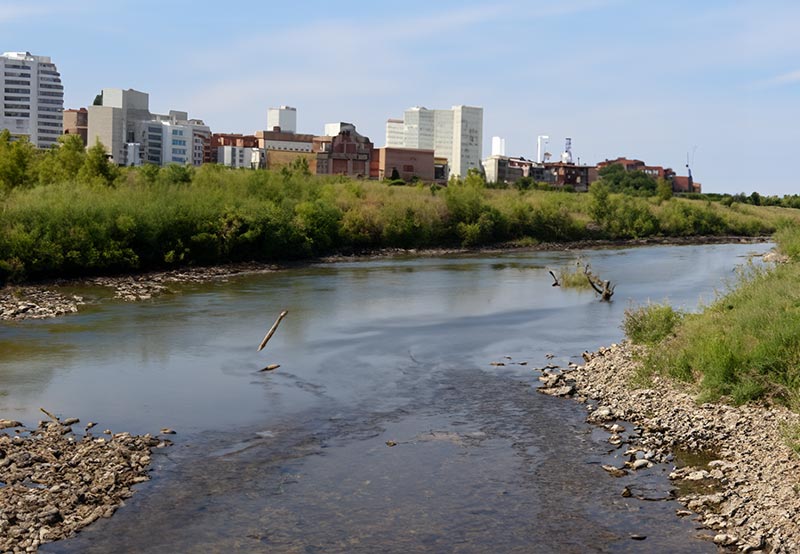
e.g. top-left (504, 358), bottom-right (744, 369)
top-left (1, 0), bottom-right (798, 196)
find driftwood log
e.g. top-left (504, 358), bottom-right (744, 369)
top-left (258, 310), bottom-right (288, 351)
top-left (584, 265), bottom-right (615, 301)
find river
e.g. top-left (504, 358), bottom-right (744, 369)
top-left (1, 242), bottom-right (768, 553)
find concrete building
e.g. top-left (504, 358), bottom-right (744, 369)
top-left (267, 106), bottom-right (296, 133)
top-left (370, 147), bottom-right (435, 182)
top-left (385, 105), bottom-right (483, 179)
top-left (89, 89), bottom-right (209, 166)
top-left (87, 88), bottom-right (151, 163)
top-left (63, 107), bottom-right (88, 146)
top-left (313, 123), bottom-right (373, 177)
top-left (217, 146), bottom-right (265, 169)
top-left (0, 51), bottom-right (64, 148)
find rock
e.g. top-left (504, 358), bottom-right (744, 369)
top-left (537, 384), bottom-right (575, 397)
top-left (621, 486), bottom-right (632, 497)
top-left (713, 533), bottom-right (737, 546)
top-left (0, 419), bottom-right (23, 429)
top-left (385, 440), bottom-right (397, 447)
top-left (630, 534), bottom-right (647, 541)
top-left (632, 459), bottom-right (649, 470)
top-left (601, 464), bottom-right (628, 477)
top-left (159, 428), bottom-right (176, 435)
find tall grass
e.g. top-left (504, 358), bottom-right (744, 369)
top-left (630, 252), bottom-right (800, 408)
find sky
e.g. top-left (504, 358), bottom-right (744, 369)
top-left (1, 0), bottom-right (799, 195)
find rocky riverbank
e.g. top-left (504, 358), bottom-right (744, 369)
top-left (539, 343), bottom-right (800, 553)
top-left (0, 262), bottom-right (279, 321)
top-left (0, 414), bottom-right (171, 553)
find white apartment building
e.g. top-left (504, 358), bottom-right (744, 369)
top-left (0, 52), bottom-right (64, 148)
top-left (385, 105), bottom-right (483, 179)
top-left (267, 106), bottom-right (296, 133)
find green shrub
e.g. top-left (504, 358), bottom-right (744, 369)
top-left (622, 302), bottom-right (683, 345)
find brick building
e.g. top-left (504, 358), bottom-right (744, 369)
top-left (312, 123), bottom-right (373, 177)
top-left (371, 147), bottom-right (435, 182)
top-left (63, 108), bottom-right (88, 146)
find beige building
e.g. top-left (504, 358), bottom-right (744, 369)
top-left (87, 88), bottom-right (151, 163)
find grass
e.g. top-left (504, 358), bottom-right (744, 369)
top-left (558, 259), bottom-right (594, 289)
top-left (626, 231), bottom-right (800, 408)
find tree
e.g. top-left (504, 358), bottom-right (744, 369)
top-left (93, 92), bottom-right (103, 106)
top-left (78, 140), bottom-right (118, 186)
top-left (0, 130), bottom-right (36, 191)
top-left (656, 178), bottom-right (673, 202)
top-left (589, 181), bottom-right (612, 224)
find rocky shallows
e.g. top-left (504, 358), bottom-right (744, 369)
top-left (0, 416), bottom-right (169, 553)
top-left (539, 343), bottom-right (800, 553)
top-left (0, 262), bottom-right (279, 322)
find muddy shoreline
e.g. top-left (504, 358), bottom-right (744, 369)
top-left (0, 235), bottom-right (770, 321)
top-left (539, 343), bottom-right (800, 553)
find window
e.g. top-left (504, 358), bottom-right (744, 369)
top-left (172, 139), bottom-right (186, 146)
top-left (5, 88), bottom-right (30, 94)
top-left (172, 129), bottom-right (184, 136)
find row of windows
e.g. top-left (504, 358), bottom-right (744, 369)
top-left (40, 99), bottom-right (62, 104)
top-left (39, 113), bottom-right (61, 120)
top-left (39, 83), bottom-right (63, 90)
top-left (4, 71), bottom-right (30, 78)
top-left (39, 121), bottom-right (62, 127)
top-left (40, 70), bottom-right (60, 76)
top-left (39, 76), bottom-right (61, 83)
top-left (172, 129), bottom-right (184, 136)
top-left (39, 129), bottom-right (61, 135)
top-left (5, 88), bottom-right (30, 94)
top-left (173, 148), bottom-right (187, 155)
top-left (5, 79), bottom-right (29, 86)
top-left (172, 139), bottom-right (186, 146)
top-left (40, 91), bottom-right (63, 97)
top-left (5, 104), bottom-right (29, 110)
top-left (5, 111), bottom-right (28, 118)
top-left (4, 64), bottom-right (30, 70)
top-left (171, 156), bottom-right (186, 163)
top-left (147, 134), bottom-right (161, 141)
top-left (39, 106), bottom-right (60, 112)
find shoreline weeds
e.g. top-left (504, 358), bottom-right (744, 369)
top-left (540, 343), bottom-right (800, 553)
top-left (0, 235), bottom-right (770, 322)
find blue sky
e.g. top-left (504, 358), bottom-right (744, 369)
top-left (2, 0), bottom-right (799, 194)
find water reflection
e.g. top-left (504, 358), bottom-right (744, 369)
top-left (1, 243), bottom-right (769, 552)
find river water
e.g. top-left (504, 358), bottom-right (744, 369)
top-left (1, 242), bottom-right (767, 553)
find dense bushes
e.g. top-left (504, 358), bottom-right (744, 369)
top-left (1, 151), bottom-right (799, 284)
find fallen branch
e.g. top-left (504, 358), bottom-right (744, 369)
top-left (258, 310), bottom-right (288, 351)
top-left (40, 407), bottom-right (60, 422)
top-left (259, 364), bottom-right (280, 372)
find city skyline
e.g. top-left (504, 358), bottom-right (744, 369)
top-left (1, 0), bottom-right (799, 194)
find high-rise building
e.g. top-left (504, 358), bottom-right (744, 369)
top-left (0, 52), bottom-right (64, 148)
top-left (267, 106), bottom-right (297, 133)
top-left (385, 105), bottom-right (483, 179)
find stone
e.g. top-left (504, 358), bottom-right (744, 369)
top-left (632, 459), bottom-right (649, 470)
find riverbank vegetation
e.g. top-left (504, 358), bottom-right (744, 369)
top-left (2, 133), bottom-right (800, 285)
top-left (626, 226), bottom-right (800, 409)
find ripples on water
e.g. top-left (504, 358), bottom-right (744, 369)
top-left (1, 243), bottom-right (768, 553)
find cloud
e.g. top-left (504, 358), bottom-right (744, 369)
top-left (752, 69), bottom-right (800, 89)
